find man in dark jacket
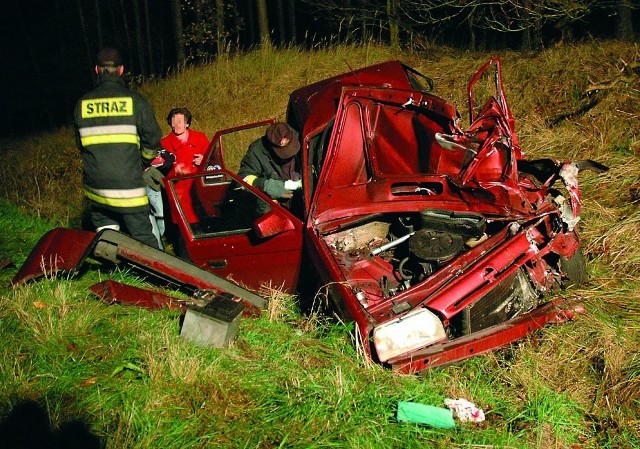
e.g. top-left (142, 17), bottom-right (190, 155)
top-left (73, 47), bottom-right (162, 248)
top-left (238, 122), bottom-right (303, 215)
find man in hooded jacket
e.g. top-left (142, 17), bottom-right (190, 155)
top-left (238, 122), bottom-right (303, 215)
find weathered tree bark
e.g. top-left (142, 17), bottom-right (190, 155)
top-left (256, 0), bottom-right (271, 47)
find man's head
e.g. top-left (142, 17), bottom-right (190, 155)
top-left (266, 122), bottom-right (300, 159)
top-left (167, 107), bottom-right (192, 136)
top-left (95, 48), bottom-right (123, 76)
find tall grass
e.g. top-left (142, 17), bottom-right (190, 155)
top-left (1, 41), bottom-right (640, 448)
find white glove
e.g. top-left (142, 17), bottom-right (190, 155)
top-left (284, 180), bottom-right (302, 190)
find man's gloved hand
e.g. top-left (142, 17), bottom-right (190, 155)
top-left (263, 179), bottom-right (293, 199)
top-left (284, 179), bottom-right (302, 190)
top-left (143, 166), bottom-right (164, 191)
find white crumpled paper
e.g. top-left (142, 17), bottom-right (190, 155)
top-left (444, 398), bottom-right (485, 423)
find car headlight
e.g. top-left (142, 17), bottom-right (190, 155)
top-left (373, 308), bottom-right (447, 362)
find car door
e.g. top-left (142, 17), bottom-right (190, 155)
top-left (165, 122), bottom-right (304, 294)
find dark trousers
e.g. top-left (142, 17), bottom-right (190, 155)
top-left (89, 204), bottom-right (160, 249)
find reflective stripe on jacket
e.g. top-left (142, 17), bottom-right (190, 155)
top-left (78, 124), bottom-right (140, 147)
top-left (83, 185), bottom-right (149, 208)
top-left (74, 74), bottom-right (162, 212)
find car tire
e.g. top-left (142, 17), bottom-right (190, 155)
top-left (560, 248), bottom-right (588, 287)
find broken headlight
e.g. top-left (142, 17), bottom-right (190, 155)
top-left (373, 308), bottom-right (447, 362)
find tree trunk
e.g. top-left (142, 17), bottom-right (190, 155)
top-left (16, 4), bottom-right (55, 128)
top-left (245, 0), bottom-right (256, 46)
top-left (387, 0), bottom-right (399, 48)
top-left (468, 15), bottom-right (476, 51)
top-left (143, 0), bottom-right (154, 73)
top-left (228, 0), bottom-right (241, 52)
top-left (287, 0), bottom-right (296, 44)
top-left (119, 0), bottom-right (135, 69)
top-left (76, 0), bottom-right (93, 69)
top-left (132, 0), bottom-right (147, 75)
top-left (256, 0), bottom-right (271, 47)
top-left (170, 0), bottom-right (186, 65)
top-left (94, 0), bottom-right (103, 48)
top-left (106, 2), bottom-right (118, 48)
top-left (276, 0), bottom-right (286, 44)
top-left (616, 0), bottom-right (634, 41)
top-left (54, 0), bottom-right (71, 108)
top-left (216, 0), bottom-right (226, 55)
top-left (521, 27), bottom-right (532, 51)
top-left (361, 11), bottom-right (367, 42)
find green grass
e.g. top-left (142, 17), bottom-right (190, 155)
top-left (1, 40), bottom-right (640, 448)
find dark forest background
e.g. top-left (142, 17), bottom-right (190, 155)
top-left (1, 0), bottom-right (638, 137)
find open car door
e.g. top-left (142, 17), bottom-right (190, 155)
top-left (201, 119), bottom-right (276, 172)
top-left (165, 167), bottom-right (304, 294)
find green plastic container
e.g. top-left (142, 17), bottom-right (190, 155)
top-left (397, 401), bottom-right (456, 429)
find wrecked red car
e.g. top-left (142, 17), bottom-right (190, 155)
top-left (14, 58), bottom-right (606, 373)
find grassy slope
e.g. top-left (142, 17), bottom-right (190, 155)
top-left (0, 41), bottom-right (639, 448)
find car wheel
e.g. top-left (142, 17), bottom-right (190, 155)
top-left (560, 248), bottom-right (588, 287)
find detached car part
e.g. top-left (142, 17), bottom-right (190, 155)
top-left (89, 280), bottom-right (188, 311)
top-left (12, 228), bottom-right (267, 315)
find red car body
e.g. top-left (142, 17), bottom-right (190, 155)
top-left (164, 58), bottom-right (605, 372)
top-left (14, 58), bottom-right (606, 373)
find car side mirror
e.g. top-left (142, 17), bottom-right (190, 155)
top-left (253, 210), bottom-right (295, 239)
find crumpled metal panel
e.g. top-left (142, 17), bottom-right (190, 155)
top-left (11, 228), bottom-right (97, 286)
top-left (89, 280), bottom-right (187, 311)
top-left (388, 298), bottom-right (585, 373)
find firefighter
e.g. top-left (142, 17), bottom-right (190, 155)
top-left (73, 47), bottom-right (162, 248)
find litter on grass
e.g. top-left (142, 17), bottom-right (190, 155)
top-left (396, 401), bottom-right (456, 428)
top-left (444, 398), bottom-right (485, 423)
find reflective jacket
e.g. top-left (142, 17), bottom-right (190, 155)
top-left (74, 73), bottom-right (162, 213)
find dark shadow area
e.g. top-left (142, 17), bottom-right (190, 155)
top-left (0, 399), bottom-right (102, 449)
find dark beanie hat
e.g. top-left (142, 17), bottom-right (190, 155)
top-left (266, 123), bottom-right (300, 159)
top-left (96, 48), bottom-right (122, 67)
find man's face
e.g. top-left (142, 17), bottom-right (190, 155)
top-left (171, 114), bottom-right (188, 135)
